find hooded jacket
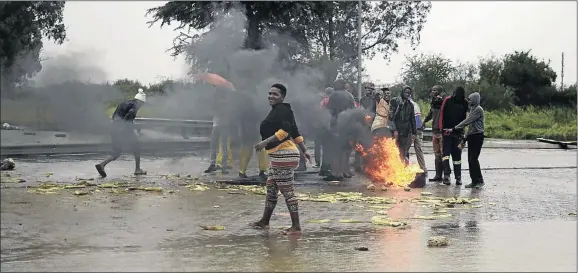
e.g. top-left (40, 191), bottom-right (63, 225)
top-left (389, 86), bottom-right (417, 136)
top-left (439, 87), bottom-right (468, 135)
top-left (454, 92), bottom-right (485, 136)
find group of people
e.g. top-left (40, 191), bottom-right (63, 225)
top-left (313, 82), bottom-right (486, 189)
top-left (93, 79), bottom-right (487, 236)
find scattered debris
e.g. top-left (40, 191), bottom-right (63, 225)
top-left (200, 225), bottom-right (225, 231)
top-left (187, 184), bottom-right (210, 191)
top-left (2, 123), bottom-right (20, 130)
top-left (380, 185), bottom-right (388, 191)
top-left (366, 184), bottom-right (376, 191)
top-left (371, 216), bottom-right (407, 227)
top-left (427, 236), bottom-right (449, 247)
top-left (213, 205), bottom-right (220, 208)
top-left (404, 187), bottom-right (411, 192)
top-left (306, 219), bottom-right (330, 224)
top-left (340, 219), bottom-right (364, 223)
top-left (569, 212), bottom-right (577, 216)
top-left (73, 190), bottom-right (89, 196)
top-left (138, 186), bottom-right (163, 192)
top-left (413, 214), bottom-right (453, 220)
top-left (354, 247), bottom-right (369, 251)
top-left (421, 192), bottom-right (433, 196)
top-left (1, 158), bottom-right (15, 171)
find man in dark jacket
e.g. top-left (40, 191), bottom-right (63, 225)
top-left (389, 86), bottom-right (416, 163)
top-left (423, 85), bottom-right (444, 182)
top-left (439, 86), bottom-right (468, 185)
top-left (324, 79), bottom-right (356, 181)
top-left (95, 89), bottom-right (147, 177)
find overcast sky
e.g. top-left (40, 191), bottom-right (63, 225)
top-left (42, 1), bottom-right (577, 86)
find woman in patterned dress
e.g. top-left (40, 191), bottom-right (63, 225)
top-left (251, 83), bottom-right (311, 235)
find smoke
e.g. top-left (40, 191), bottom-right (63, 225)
top-left (145, 9), bottom-right (334, 140)
top-left (33, 49), bottom-right (108, 86)
top-left (1, 49), bottom-right (124, 133)
top-left (335, 107), bottom-right (373, 149)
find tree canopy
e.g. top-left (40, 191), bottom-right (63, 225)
top-left (0, 1), bottom-right (66, 93)
top-left (146, 1), bottom-right (432, 86)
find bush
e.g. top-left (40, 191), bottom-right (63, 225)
top-left (418, 100), bottom-right (576, 141)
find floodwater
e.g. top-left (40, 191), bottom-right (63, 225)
top-left (1, 149), bottom-right (576, 272)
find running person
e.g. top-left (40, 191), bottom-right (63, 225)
top-left (95, 88), bottom-right (147, 177)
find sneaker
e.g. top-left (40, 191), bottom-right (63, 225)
top-left (239, 172), bottom-right (248, 179)
top-left (429, 176), bottom-right (442, 182)
top-left (134, 169), bottom-right (147, 175)
top-left (465, 183), bottom-right (476, 188)
top-left (204, 164), bottom-right (217, 173)
top-left (474, 182), bottom-right (485, 189)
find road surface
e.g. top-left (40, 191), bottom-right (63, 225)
top-left (1, 148), bottom-right (576, 271)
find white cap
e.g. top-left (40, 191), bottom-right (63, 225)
top-left (134, 88), bottom-right (146, 102)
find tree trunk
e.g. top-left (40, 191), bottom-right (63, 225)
top-left (328, 2), bottom-right (334, 60)
top-left (244, 7), bottom-right (262, 50)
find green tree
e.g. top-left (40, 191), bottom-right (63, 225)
top-left (499, 50), bottom-right (557, 106)
top-left (0, 1), bottom-right (66, 93)
top-left (400, 53), bottom-right (454, 99)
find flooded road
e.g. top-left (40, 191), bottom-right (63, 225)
top-left (1, 149), bottom-right (576, 271)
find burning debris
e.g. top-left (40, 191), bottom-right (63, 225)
top-left (356, 137), bottom-right (423, 187)
top-left (427, 236), bottom-right (449, 247)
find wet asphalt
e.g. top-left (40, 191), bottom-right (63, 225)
top-left (1, 148), bottom-right (576, 271)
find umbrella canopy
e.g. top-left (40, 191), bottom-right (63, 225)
top-left (192, 73), bottom-right (235, 91)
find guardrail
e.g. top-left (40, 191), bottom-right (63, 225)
top-left (134, 118), bottom-right (213, 139)
top-left (134, 117), bottom-right (434, 140)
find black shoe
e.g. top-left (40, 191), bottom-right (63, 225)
top-left (323, 174), bottom-right (342, 182)
top-left (204, 164), bottom-right (217, 173)
top-left (474, 182), bottom-right (485, 189)
top-left (442, 175), bottom-right (451, 185)
top-left (95, 164), bottom-right (107, 178)
top-left (429, 176), bottom-right (442, 182)
top-left (318, 169), bottom-right (331, 177)
top-left (258, 171), bottom-right (267, 181)
top-left (134, 169), bottom-right (147, 175)
top-left (455, 177), bottom-right (462, 186)
top-left (239, 172), bottom-right (248, 179)
top-left (465, 183), bottom-right (476, 188)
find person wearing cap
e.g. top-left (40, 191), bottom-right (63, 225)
top-left (95, 88), bottom-right (147, 177)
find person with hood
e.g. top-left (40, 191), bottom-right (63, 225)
top-left (445, 92), bottom-right (485, 188)
top-left (439, 86), bottom-right (468, 185)
top-left (323, 79), bottom-right (356, 181)
top-left (371, 88), bottom-right (396, 137)
top-left (389, 86), bottom-right (416, 163)
top-left (423, 85), bottom-right (445, 182)
top-left (251, 83), bottom-right (311, 236)
top-left (408, 92), bottom-right (427, 175)
top-left (95, 88), bottom-right (147, 177)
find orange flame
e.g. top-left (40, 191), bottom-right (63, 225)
top-left (356, 136), bottom-right (423, 187)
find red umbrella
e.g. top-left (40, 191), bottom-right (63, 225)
top-left (192, 73), bottom-right (235, 91)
